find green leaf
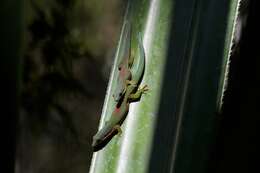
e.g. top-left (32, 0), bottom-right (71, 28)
top-left (90, 0), bottom-right (241, 172)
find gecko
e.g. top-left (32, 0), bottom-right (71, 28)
top-left (92, 32), bottom-right (148, 152)
top-left (113, 21), bottom-right (135, 102)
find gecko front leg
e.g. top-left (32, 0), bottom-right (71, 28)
top-left (113, 124), bottom-right (122, 136)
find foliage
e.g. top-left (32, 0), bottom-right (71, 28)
top-left (22, 0), bottom-right (97, 142)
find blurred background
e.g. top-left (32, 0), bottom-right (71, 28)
top-left (15, 0), bottom-right (127, 172)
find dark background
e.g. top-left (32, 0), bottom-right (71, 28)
top-left (210, 0), bottom-right (260, 172)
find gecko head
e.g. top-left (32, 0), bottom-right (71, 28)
top-left (92, 136), bottom-right (103, 149)
top-left (92, 128), bottom-right (119, 152)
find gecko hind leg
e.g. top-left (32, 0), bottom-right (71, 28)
top-left (129, 84), bottom-right (149, 102)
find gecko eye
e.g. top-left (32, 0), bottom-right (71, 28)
top-left (118, 67), bottom-right (122, 70)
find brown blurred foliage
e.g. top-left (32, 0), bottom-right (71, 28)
top-left (16, 0), bottom-right (126, 172)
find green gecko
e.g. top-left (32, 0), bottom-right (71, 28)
top-left (92, 31), bottom-right (148, 152)
top-left (113, 21), bottom-right (135, 102)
